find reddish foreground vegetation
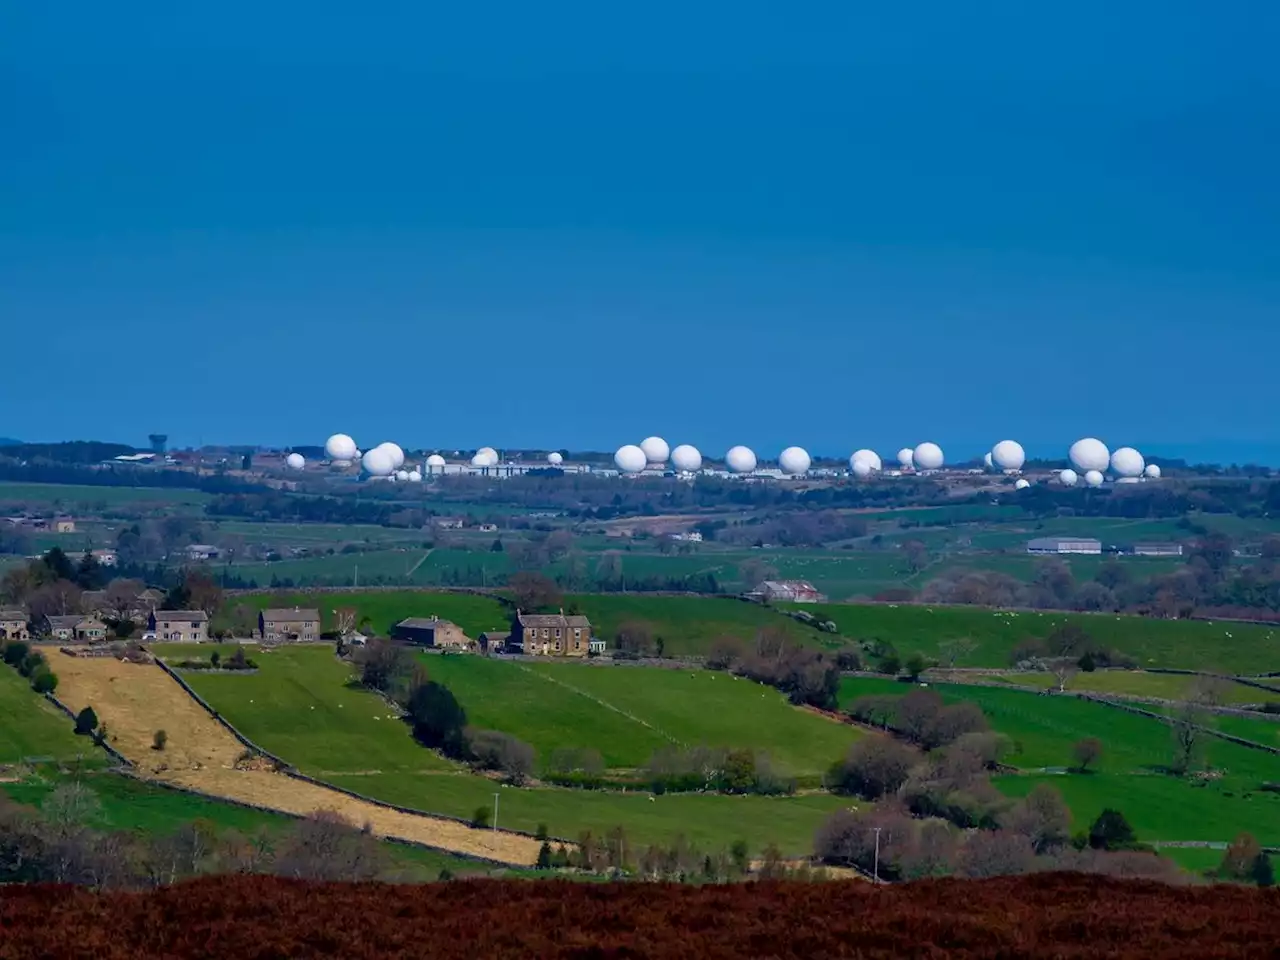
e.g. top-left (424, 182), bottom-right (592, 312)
top-left (2, 873), bottom-right (1278, 959)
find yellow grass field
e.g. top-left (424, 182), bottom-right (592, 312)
top-left (48, 652), bottom-right (542, 865)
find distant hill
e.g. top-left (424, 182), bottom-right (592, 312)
top-left (0, 438), bottom-right (21, 446)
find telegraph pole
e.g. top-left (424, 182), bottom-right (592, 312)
top-left (493, 793), bottom-right (499, 832)
top-left (873, 827), bottom-right (882, 884)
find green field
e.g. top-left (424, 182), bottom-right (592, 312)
top-left (421, 655), bottom-right (861, 775)
top-left (790, 602), bottom-right (1280, 675)
top-left (838, 676), bottom-right (1280, 844)
top-left (566, 594), bottom-right (835, 655)
top-left (171, 645), bottom-right (850, 852)
top-left (0, 482), bottom-right (210, 507)
top-left (0, 772), bottom-right (497, 879)
top-left (0, 667), bottom-right (99, 764)
top-left (994, 670), bottom-right (1280, 706)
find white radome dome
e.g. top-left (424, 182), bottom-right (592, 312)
top-left (670, 444), bottom-right (702, 473)
top-left (983, 452), bottom-right (994, 470)
top-left (1144, 463), bottom-right (1161, 479)
top-left (395, 470), bottom-right (410, 481)
top-left (913, 442), bottom-right (944, 471)
top-left (1084, 469), bottom-right (1105, 488)
top-left (375, 443), bottom-right (406, 469)
top-left (426, 454), bottom-right (446, 467)
top-left (547, 452), bottom-right (564, 466)
top-left (324, 434), bottom-right (357, 461)
top-left (1014, 478), bottom-right (1031, 490)
top-left (897, 448), bottom-right (914, 469)
top-left (361, 448), bottom-right (395, 477)
top-left (1059, 469), bottom-right (1078, 486)
top-left (725, 446), bottom-right (758, 474)
top-left (407, 470), bottom-right (423, 482)
top-left (1110, 446), bottom-right (1145, 478)
top-left (640, 437), bottom-right (670, 464)
top-left (1069, 438), bottom-right (1110, 473)
top-left (850, 449), bottom-right (882, 472)
top-left (615, 444), bottom-right (647, 474)
top-left (778, 446), bottom-right (811, 476)
top-left (285, 452), bottom-right (305, 470)
top-left (852, 459), bottom-right (873, 479)
top-left (471, 447), bottom-right (499, 467)
top-left (991, 440), bottom-right (1026, 472)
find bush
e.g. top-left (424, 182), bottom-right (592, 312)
top-left (2, 640), bottom-right (30, 667)
top-left (470, 805), bottom-right (491, 829)
top-left (1088, 809), bottom-right (1137, 851)
top-left (18, 651), bottom-right (46, 679)
top-left (406, 680), bottom-right (468, 757)
top-left (465, 729), bottom-right (536, 784)
top-left (152, 729), bottom-right (168, 751)
top-left (29, 668), bottom-right (58, 695)
top-left (827, 736), bottom-right (919, 800)
top-left (74, 706), bottom-right (99, 735)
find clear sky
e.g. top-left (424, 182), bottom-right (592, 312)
top-left (3, 2), bottom-right (1278, 462)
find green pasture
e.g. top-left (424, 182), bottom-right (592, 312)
top-left (0, 667), bottom-right (100, 764)
top-left (566, 594), bottom-right (835, 656)
top-left (994, 670), bottom-right (1280, 706)
top-left (421, 655), bottom-right (862, 776)
top-left (171, 645), bottom-right (457, 776)
top-left (0, 482), bottom-right (210, 508)
top-left (0, 772), bottom-right (495, 879)
top-left (790, 602), bottom-right (1280, 675)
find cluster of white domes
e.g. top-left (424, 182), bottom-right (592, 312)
top-left (1065, 438), bottom-right (1162, 485)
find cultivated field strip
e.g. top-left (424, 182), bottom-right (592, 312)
top-left (48, 653), bottom-right (542, 865)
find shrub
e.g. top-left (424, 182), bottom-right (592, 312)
top-left (470, 805), bottom-right (491, 829)
top-left (465, 729), bottom-right (536, 785)
top-left (29, 668), bottom-right (57, 695)
top-left (152, 729), bottom-right (168, 751)
top-left (1088, 808), bottom-right (1137, 851)
top-left (827, 736), bottom-right (919, 800)
top-left (74, 706), bottom-right (99, 735)
top-left (2, 640), bottom-right (30, 667)
top-left (406, 680), bottom-right (468, 757)
top-left (18, 651), bottom-right (46, 679)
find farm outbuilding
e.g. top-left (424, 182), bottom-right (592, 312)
top-left (1026, 537), bottom-right (1103, 556)
top-left (392, 616), bottom-right (473, 651)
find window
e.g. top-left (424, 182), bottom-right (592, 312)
top-left (555, 628), bottom-right (561, 638)
top-left (574, 628), bottom-right (581, 639)
top-left (542, 628), bottom-right (549, 638)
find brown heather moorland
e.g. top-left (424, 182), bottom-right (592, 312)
top-left (2, 873), bottom-right (1279, 959)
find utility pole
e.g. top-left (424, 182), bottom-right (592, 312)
top-left (493, 793), bottom-right (499, 832)
top-left (873, 827), bottom-right (882, 884)
top-left (354, 564), bottom-right (359, 589)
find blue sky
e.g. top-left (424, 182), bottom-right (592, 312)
top-left (3, 2), bottom-right (1278, 462)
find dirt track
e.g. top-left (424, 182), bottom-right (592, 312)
top-left (50, 654), bottom-right (542, 865)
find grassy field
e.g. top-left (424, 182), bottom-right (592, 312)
top-left (994, 670), bottom-right (1280, 706)
top-left (0, 772), bottom-right (502, 879)
top-left (420, 655), bottom-right (862, 775)
top-left (566, 594), bottom-right (835, 656)
top-left (0, 482), bottom-right (210, 507)
top-left (170, 645), bottom-right (850, 852)
top-left (165, 645), bottom-right (458, 776)
top-left (218, 590), bottom-right (512, 639)
top-left (789, 602), bottom-right (1280, 675)
top-left (0, 667), bottom-right (100, 764)
top-left (838, 676), bottom-right (1280, 844)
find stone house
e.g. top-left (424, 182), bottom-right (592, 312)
top-left (511, 610), bottom-right (592, 657)
top-left (149, 610), bottom-right (210, 643)
top-left (0, 608), bottom-right (29, 642)
top-left (391, 616), bottom-right (472, 650)
top-left (44, 615), bottom-right (109, 643)
top-left (258, 607), bottom-right (321, 642)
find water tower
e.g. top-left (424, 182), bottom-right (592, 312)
top-left (148, 434), bottom-right (168, 454)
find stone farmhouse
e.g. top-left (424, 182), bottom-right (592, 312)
top-left (0, 608), bottom-right (29, 642)
top-left (510, 610), bottom-right (593, 657)
top-left (258, 607), bottom-right (321, 642)
top-left (148, 610), bottom-right (210, 643)
top-left (44, 615), bottom-right (109, 643)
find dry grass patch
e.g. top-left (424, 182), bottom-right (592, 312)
top-left (49, 653), bottom-right (542, 865)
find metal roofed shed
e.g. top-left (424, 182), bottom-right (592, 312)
top-left (1026, 537), bottom-right (1103, 555)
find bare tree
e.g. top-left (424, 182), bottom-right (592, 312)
top-left (828, 735), bottom-right (919, 799)
top-left (465, 729), bottom-right (537, 784)
top-left (1003, 783), bottom-right (1071, 853)
top-left (900, 820), bottom-right (957, 879)
top-left (358, 638), bottom-right (410, 694)
top-left (938, 637), bottom-right (977, 668)
top-left (509, 571), bottom-right (562, 612)
top-left (1170, 680), bottom-right (1220, 775)
top-left (335, 607), bottom-right (357, 637)
top-left (1046, 657), bottom-right (1078, 693)
top-left (957, 829), bottom-right (1035, 879)
top-left (1072, 737), bottom-right (1103, 772)
top-left (103, 578), bottom-right (146, 621)
top-left (272, 810), bottom-right (387, 882)
top-left (902, 540), bottom-right (929, 575)
top-left (615, 621), bottom-right (656, 657)
top-left (28, 580), bottom-right (84, 621)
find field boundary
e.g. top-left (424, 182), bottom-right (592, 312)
top-left (153, 656), bottom-right (577, 848)
top-left (1078, 694), bottom-right (1280, 757)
